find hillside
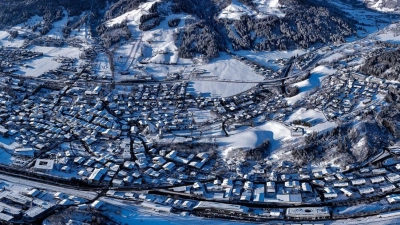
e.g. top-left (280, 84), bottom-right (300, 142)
top-left (0, 0), bottom-right (359, 60)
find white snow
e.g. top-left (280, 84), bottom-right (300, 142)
top-left (375, 31), bottom-right (400, 43)
top-left (46, 10), bottom-right (69, 38)
top-left (0, 31), bottom-right (26, 48)
top-left (16, 57), bottom-right (61, 77)
top-left (14, 46), bottom-right (81, 77)
top-left (360, 0), bottom-right (397, 12)
top-left (140, 14), bottom-right (192, 65)
top-left (188, 109), bottom-right (217, 124)
top-left (286, 108), bottom-right (327, 124)
top-left (322, 53), bottom-right (344, 62)
top-left (286, 66), bottom-right (337, 104)
top-left (187, 81), bottom-right (256, 98)
top-left (106, 1), bottom-right (161, 27)
top-left (307, 121), bottom-right (337, 133)
top-left (219, 121), bottom-right (291, 157)
top-left (194, 54), bottom-right (264, 82)
top-left (219, 0), bottom-right (255, 20)
top-left (218, 0), bottom-right (285, 20)
top-left (100, 197), bottom-right (249, 225)
top-left (235, 49), bottom-right (306, 70)
top-left (28, 46), bottom-right (81, 58)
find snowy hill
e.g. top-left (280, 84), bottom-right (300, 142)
top-left (360, 0), bottom-right (400, 12)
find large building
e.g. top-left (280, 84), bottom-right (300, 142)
top-left (286, 207), bottom-right (330, 220)
top-left (34, 159), bottom-right (54, 172)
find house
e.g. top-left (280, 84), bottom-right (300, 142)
top-left (252, 184), bottom-right (265, 202)
top-left (372, 168), bottom-right (387, 175)
top-left (340, 188), bottom-right (354, 197)
top-left (324, 187), bottom-right (338, 199)
top-left (358, 187), bottom-right (374, 195)
top-left (266, 181), bottom-right (276, 193)
top-left (163, 162), bottom-right (175, 171)
top-left (285, 180), bottom-right (300, 189)
top-left (387, 194), bottom-right (400, 204)
top-left (88, 168), bottom-right (108, 183)
top-left (381, 184), bottom-right (396, 193)
top-left (90, 200), bottom-right (103, 209)
top-left (333, 182), bottom-right (348, 187)
top-left (15, 147), bottom-right (36, 157)
top-left (351, 178), bottom-right (366, 186)
top-left (370, 176), bottom-right (385, 184)
top-left (301, 183), bottom-right (312, 192)
top-left (386, 173), bottom-right (400, 183)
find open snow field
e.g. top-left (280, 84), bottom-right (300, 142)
top-left (235, 49), bottom-right (306, 70)
top-left (360, 0), bottom-right (398, 12)
top-left (218, 0), bottom-right (285, 20)
top-left (187, 81), bottom-right (256, 98)
top-left (219, 121), bottom-right (291, 157)
top-left (286, 65), bottom-right (337, 104)
top-left (13, 46), bottom-right (81, 77)
top-left (0, 31), bottom-right (25, 48)
top-left (286, 108), bottom-right (337, 133)
top-left (195, 54), bottom-right (264, 81)
top-left (375, 24), bottom-right (400, 43)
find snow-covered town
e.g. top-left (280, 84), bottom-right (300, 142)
top-left (0, 0), bottom-right (399, 224)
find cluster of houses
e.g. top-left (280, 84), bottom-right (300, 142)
top-left (301, 70), bottom-right (398, 120)
top-left (0, 47), bottom-right (43, 73)
top-left (149, 155), bottom-right (400, 208)
top-left (0, 185), bottom-right (93, 224)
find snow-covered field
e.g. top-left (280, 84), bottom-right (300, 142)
top-left (322, 53), bottom-right (344, 62)
top-left (219, 0), bottom-right (285, 20)
top-left (0, 31), bottom-right (26, 48)
top-left (286, 65), bottom-right (337, 104)
top-left (286, 108), bottom-right (336, 133)
top-left (219, 121), bottom-right (291, 157)
top-left (360, 0), bottom-right (398, 12)
top-left (188, 109), bottom-right (217, 123)
top-left (187, 81), bottom-right (256, 98)
top-left (106, 1), bottom-right (161, 27)
top-left (235, 49), bottom-right (306, 70)
top-left (375, 24), bottom-right (400, 43)
top-left (29, 46), bottom-right (81, 58)
top-left (195, 54), bottom-right (264, 82)
top-left (13, 46), bottom-right (81, 77)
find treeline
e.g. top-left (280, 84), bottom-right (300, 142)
top-left (359, 49), bottom-right (400, 82)
top-left (0, 0), bottom-right (108, 30)
top-left (97, 20), bottom-right (132, 48)
top-left (220, 0), bottom-right (355, 51)
top-left (173, 0), bottom-right (226, 59)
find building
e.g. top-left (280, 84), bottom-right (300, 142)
top-left (386, 173), bottom-right (400, 183)
top-left (15, 147), bottom-right (36, 157)
top-left (323, 187), bottom-right (337, 199)
top-left (370, 176), bottom-right (385, 184)
top-left (286, 207), bottom-right (330, 220)
top-left (193, 201), bottom-right (248, 214)
top-left (34, 159), bottom-right (54, 172)
top-left (88, 168), bottom-right (108, 183)
top-left (387, 194), bottom-right (400, 204)
top-left (358, 187), bottom-right (374, 195)
top-left (141, 202), bottom-right (172, 213)
top-left (90, 200), bottom-right (103, 209)
top-left (381, 184), bottom-right (396, 193)
top-left (351, 178), bottom-right (366, 186)
top-left (340, 188), bottom-right (354, 197)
